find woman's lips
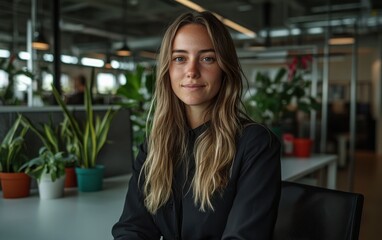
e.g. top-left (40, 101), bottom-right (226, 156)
top-left (181, 84), bottom-right (206, 89)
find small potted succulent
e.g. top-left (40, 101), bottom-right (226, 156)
top-left (20, 147), bottom-right (70, 199)
top-left (0, 114), bottom-right (31, 198)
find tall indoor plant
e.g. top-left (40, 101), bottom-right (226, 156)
top-left (116, 64), bottom-right (154, 156)
top-left (52, 81), bottom-right (117, 191)
top-left (0, 114), bottom-right (31, 198)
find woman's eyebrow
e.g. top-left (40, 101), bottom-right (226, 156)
top-left (172, 48), bottom-right (215, 54)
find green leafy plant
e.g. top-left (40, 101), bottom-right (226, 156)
top-left (245, 56), bottom-right (320, 126)
top-left (0, 55), bottom-right (34, 105)
top-left (22, 115), bottom-right (77, 168)
top-left (52, 81), bottom-right (117, 168)
top-left (0, 114), bottom-right (29, 172)
top-left (116, 65), bottom-right (154, 156)
top-left (20, 147), bottom-right (69, 181)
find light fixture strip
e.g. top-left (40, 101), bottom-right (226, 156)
top-left (175, 0), bottom-right (256, 38)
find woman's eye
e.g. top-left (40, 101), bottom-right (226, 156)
top-left (173, 57), bottom-right (185, 62)
top-left (202, 57), bottom-right (215, 63)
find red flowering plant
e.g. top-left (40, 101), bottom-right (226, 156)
top-left (245, 55), bottom-right (320, 127)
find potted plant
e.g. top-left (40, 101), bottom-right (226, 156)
top-left (245, 56), bottom-right (320, 157)
top-left (116, 64), bottom-right (154, 156)
top-left (19, 147), bottom-right (69, 199)
top-left (23, 115), bottom-right (78, 188)
top-left (0, 114), bottom-right (31, 198)
top-left (245, 56), bottom-right (319, 133)
top-left (52, 77), bottom-right (117, 192)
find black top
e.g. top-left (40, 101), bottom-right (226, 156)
top-left (112, 123), bottom-right (281, 240)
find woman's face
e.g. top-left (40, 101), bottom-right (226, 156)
top-left (169, 23), bottom-right (223, 113)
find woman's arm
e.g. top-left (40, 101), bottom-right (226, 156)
top-left (112, 143), bottom-right (162, 240)
top-left (222, 125), bottom-right (281, 240)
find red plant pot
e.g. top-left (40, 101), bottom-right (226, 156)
top-left (64, 167), bottom-right (77, 188)
top-left (0, 172), bottom-right (31, 198)
top-left (293, 138), bottom-right (313, 158)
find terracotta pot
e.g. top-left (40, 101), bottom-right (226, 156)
top-left (64, 167), bottom-right (77, 188)
top-left (0, 172), bottom-right (31, 198)
top-left (293, 138), bottom-right (313, 158)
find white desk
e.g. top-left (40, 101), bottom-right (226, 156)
top-left (0, 176), bottom-right (130, 240)
top-left (281, 154), bottom-right (337, 189)
top-left (0, 154), bottom-right (337, 240)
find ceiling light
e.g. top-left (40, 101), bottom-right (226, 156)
top-left (81, 57), bottom-right (104, 67)
top-left (61, 55), bottom-right (78, 64)
top-left (116, 43), bottom-right (131, 57)
top-left (32, 31), bottom-right (49, 50)
top-left (329, 34), bottom-right (354, 45)
top-left (43, 53), bottom-right (54, 62)
top-left (175, 0), bottom-right (205, 12)
top-left (0, 49), bottom-right (10, 58)
top-left (175, 0), bottom-right (256, 38)
top-left (116, 0), bottom-right (132, 57)
top-left (18, 51), bottom-right (31, 60)
top-left (111, 60), bottom-right (120, 69)
top-left (329, 37), bottom-right (354, 45)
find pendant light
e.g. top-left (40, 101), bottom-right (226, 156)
top-left (116, 0), bottom-right (131, 57)
top-left (32, 0), bottom-right (49, 50)
top-left (32, 28), bottom-right (49, 50)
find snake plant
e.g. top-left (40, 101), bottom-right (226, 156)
top-left (0, 114), bottom-right (29, 172)
top-left (52, 82), bottom-right (117, 168)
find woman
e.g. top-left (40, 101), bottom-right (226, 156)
top-left (112, 11), bottom-right (281, 240)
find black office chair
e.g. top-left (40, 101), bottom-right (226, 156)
top-left (274, 181), bottom-right (364, 240)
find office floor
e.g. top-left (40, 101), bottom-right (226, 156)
top-left (336, 151), bottom-right (382, 240)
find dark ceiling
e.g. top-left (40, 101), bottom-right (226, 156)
top-left (0, 0), bottom-right (381, 60)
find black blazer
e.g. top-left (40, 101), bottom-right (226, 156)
top-left (112, 123), bottom-right (281, 240)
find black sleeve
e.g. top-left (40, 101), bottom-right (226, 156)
top-left (112, 142), bottom-right (161, 240)
top-left (222, 125), bottom-right (281, 240)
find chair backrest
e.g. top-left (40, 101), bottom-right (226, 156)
top-left (274, 181), bottom-right (364, 240)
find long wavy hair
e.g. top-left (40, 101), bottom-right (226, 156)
top-left (142, 11), bottom-right (250, 214)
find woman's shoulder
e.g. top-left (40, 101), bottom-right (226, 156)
top-left (238, 122), bottom-right (280, 149)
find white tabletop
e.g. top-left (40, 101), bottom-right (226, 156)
top-left (0, 154), bottom-right (337, 240)
top-left (281, 154), bottom-right (337, 188)
top-left (0, 175), bottom-right (130, 240)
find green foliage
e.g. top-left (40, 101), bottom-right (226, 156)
top-left (245, 67), bottom-right (319, 126)
top-left (0, 114), bottom-right (29, 172)
top-left (52, 80), bottom-right (117, 168)
top-left (20, 147), bottom-right (69, 182)
top-left (0, 56), bottom-right (34, 105)
top-left (60, 116), bottom-right (80, 167)
top-left (116, 65), bottom-right (155, 156)
top-left (22, 115), bottom-right (78, 168)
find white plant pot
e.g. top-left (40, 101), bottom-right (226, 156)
top-left (38, 173), bottom-right (66, 199)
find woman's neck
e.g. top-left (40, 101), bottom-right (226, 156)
top-left (186, 106), bottom-right (209, 129)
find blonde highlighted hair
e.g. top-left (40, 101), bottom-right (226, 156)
top-left (142, 11), bottom-right (250, 214)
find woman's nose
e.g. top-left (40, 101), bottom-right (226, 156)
top-left (186, 60), bottom-right (200, 79)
